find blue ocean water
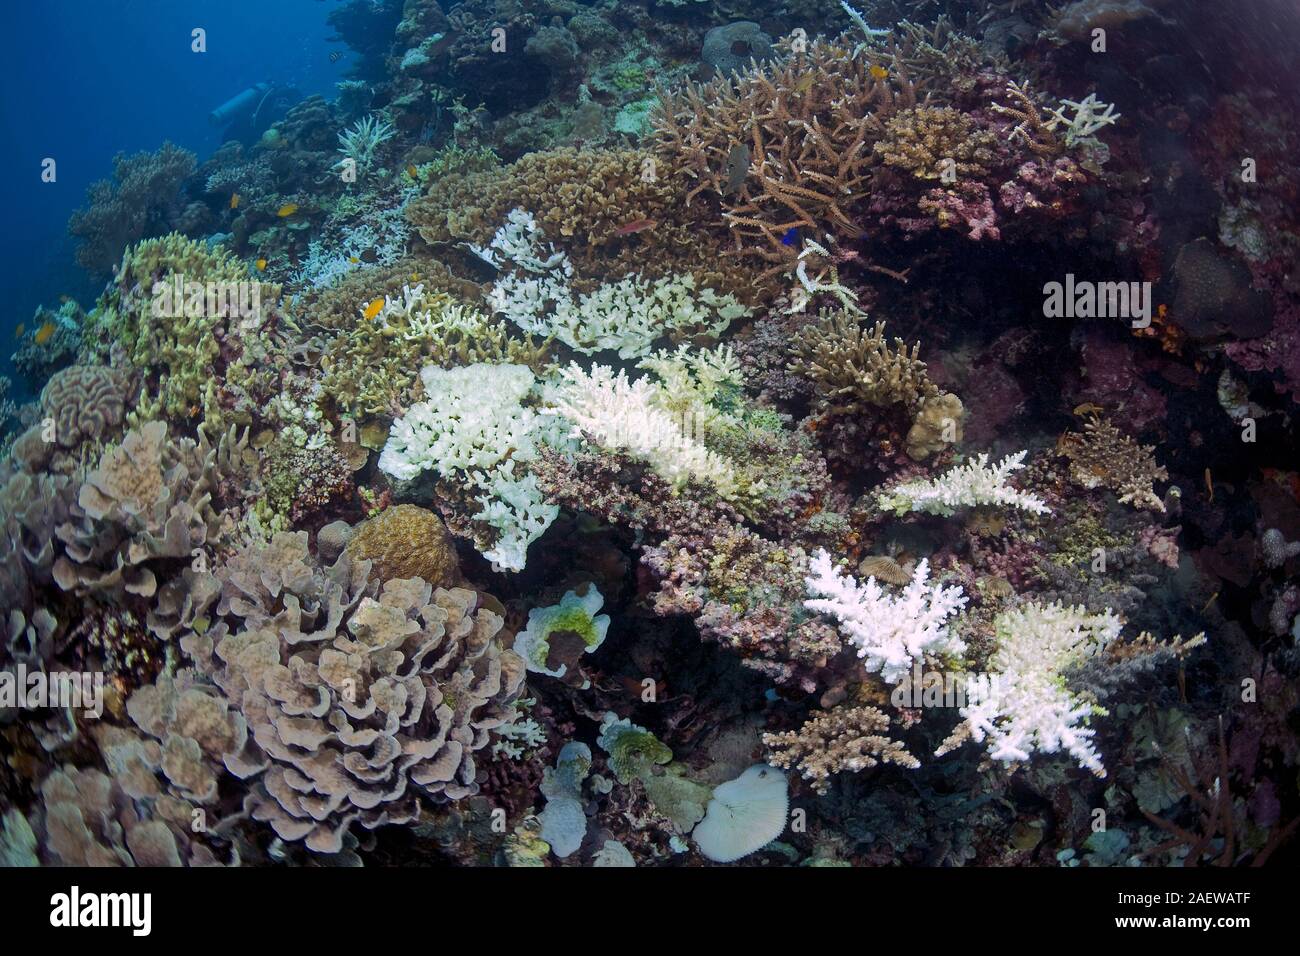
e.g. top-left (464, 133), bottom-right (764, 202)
top-left (0, 0), bottom-right (344, 384)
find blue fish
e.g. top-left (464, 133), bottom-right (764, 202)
top-left (780, 227), bottom-right (800, 246)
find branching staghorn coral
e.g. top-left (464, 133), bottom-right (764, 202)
top-left (790, 311), bottom-right (939, 415)
top-left (335, 113), bottom-right (395, 172)
top-left (546, 363), bottom-right (743, 502)
top-left (1057, 416), bottom-right (1168, 511)
top-left (653, 34), bottom-right (907, 273)
top-left (763, 704), bottom-right (919, 795)
top-left (805, 548), bottom-right (968, 684)
top-left (477, 209), bottom-right (748, 359)
top-left (877, 451), bottom-right (1051, 516)
top-left (936, 602), bottom-right (1205, 776)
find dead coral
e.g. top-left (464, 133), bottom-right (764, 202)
top-left (763, 705), bottom-right (919, 795)
top-left (1057, 416), bottom-right (1168, 511)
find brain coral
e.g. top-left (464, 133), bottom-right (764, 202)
top-left (176, 532), bottom-right (525, 853)
top-left (39, 364), bottom-right (130, 451)
top-left (344, 504), bottom-right (461, 588)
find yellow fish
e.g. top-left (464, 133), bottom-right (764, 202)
top-left (349, 256), bottom-right (360, 264)
top-left (230, 193), bottom-right (241, 209)
top-left (363, 297), bottom-right (386, 321)
top-left (276, 203), bottom-right (299, 218)
top-left (870, 64), bottom-right (889, 81)
top-left (794, 73), bottom-right (815, 94)
top-left (34, 321), bottom-right (56, 345)
top-left (255, 258), bottom-right (268, 272)
top-left (13, 322), bottom-right (25, 339)
top-left (406, 164), bottom-right (420, 179)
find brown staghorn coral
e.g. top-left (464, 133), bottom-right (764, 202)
top-left (789, 311), bottom-right (939, 415)
top-left (1057, 416), bottom-right (1168, 512)
top-left (763, 705), bottom-right (919, 795)
top-left (174, 532), bottom-right (525, 853)
top-left (52, 420), bottom-right (227, 600)
top-left (344, 504), bottom-right (461, 588)
top-left (653, 35), bottom-right (908, 273)
top-left (68, 142), bottom-right (198, 276)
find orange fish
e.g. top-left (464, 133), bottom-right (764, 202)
top-left (255, 258), bottom-right (268, 272)
top-left (870, 64), bottom-right (889, 80)
top-left (276, 203), bottom-right (299, 218)
top-left (363, 297), bottom-right (386, 321)
top-left (614, 218), bottom-right (657, 236)
top-left (230, 193), bottom-right (241, 209)
top-left (13, 323), bottom-right (25, 339)
top-left (34, 322), bottom-right (56, 345)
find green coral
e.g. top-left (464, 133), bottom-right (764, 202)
top-left (597, 712), bottom-right (673, 785)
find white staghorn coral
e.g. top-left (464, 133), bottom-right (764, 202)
top-left (546, 362), bottom-right (741, 498)
top-left (952, 602), bottom-right (1123, 775)
top-left (1044, 94), bottom-right (1121, 147)
top-left (479, 209), bottom-right (746, 357)
top-left (804, 549), bottom-right (968, 684)
top-left (878, 451), bottom-right (1050, 516)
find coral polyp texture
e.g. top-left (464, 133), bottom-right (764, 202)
top-left (2, 0), bottom-right (1297, 877)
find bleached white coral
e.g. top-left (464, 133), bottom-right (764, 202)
top-left (378, 363), bottom-right (557, 571)
top-left (546, 362), bottom-right (742, 499)
top-left (804, 549), bottom-right (968, 684)
top-left (479, 209), bottom-right (746, 357)
top-left (379, 363), bottom-right (540, 481)
top-left (1044, 94), bottom-right (1121, 148)
top-left (952, 603), bottom-right (1124, 776)
top-left (472, 463), bottom-right (560, 573)
top-left (878, 451), bottom-right (1050, 517)
top-left (638, 343), bottom-right (745, 433)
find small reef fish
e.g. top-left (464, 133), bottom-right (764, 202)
top-left (363, 297), bottom-right (386, 321)
top-left (329, 50), bottom-right (344, 63)
top-left (34, 322), bottom-right (56, 345)
top-left (13, 323), bottom-right (25, 339)
top-left (724, 142), bottom-right (751, 196)
top-left (255, 258), bottom-right (268, 272)
top-left (614, 218), bottom-right (657, 236)
top-left (406, 164), bottom-right (420, 180)
top-left (794, 73), bottom-right (815, 94)
top-left (276, 203), bottom-right (299, 218)
top-left (230, 193), bottom-right (241, 209)
top-left (870, 64), bottom-right (889, 80)
top-left (780, 227), bottom-right (800, 246)
top-left (349, 256), bottom-right (360, 264)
